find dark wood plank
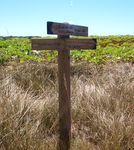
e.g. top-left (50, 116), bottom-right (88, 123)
top-left (58, 35), bottom-right (71, 150)
top-left (66, 38), bottom-right (96, 49)
top-left (31, 39), bottom-right (63, 50)
top-left (32, 39), bottom-right (96, 50)
top-left (47, 21), bottom-right (88, 36)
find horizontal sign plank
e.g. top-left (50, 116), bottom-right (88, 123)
top-left (32, 39), bottom-right (63, 50)
top-left (66, 39), bottom-right (96, 49)
top-left (47, 21), bottom-right (88, 36)
top-left (32, 39), bottom-right (96, 50)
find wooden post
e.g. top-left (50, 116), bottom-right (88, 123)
top-left (31, 21), bottom-right (97, 150)
top-left (58, 35), bottom-right (71, 150)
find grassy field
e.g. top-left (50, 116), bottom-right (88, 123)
top-left (0, 36), bottom-right (134, 149)
top-left (0, 35), bottom-right (134, 64)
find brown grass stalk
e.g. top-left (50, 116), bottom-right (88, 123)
top-left (0, 62), bottom-right (134, 150)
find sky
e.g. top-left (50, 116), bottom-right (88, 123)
top-left (0, 0), bottom-right (134, 36)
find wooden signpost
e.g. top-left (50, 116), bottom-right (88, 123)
top-left (32, 21), bottom-right (96, 150)
top-left (47, 21), bottom-right (88, 36)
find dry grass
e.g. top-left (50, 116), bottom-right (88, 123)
top-left (0, 62), bottom-right (134, 150)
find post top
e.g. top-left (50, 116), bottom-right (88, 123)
top-left (47, 21), bottom-right (88, 36)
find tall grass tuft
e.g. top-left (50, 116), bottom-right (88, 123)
top-left (0, 62), bottom-right (134, 150)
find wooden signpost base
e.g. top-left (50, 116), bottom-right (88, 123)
top-left (32, 21), bottom-right (96, 150)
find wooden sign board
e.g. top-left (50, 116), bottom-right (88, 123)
top-left (32, 39), bottom-right (62, 50)
top-left (32, 21), bottom-right (97, 150)
top-left (32, 39), bottom-right (96, 50)
top-left (66, 39), bottom-right (96, 49)
top-left (47, 21), bottom-right (88, 36)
